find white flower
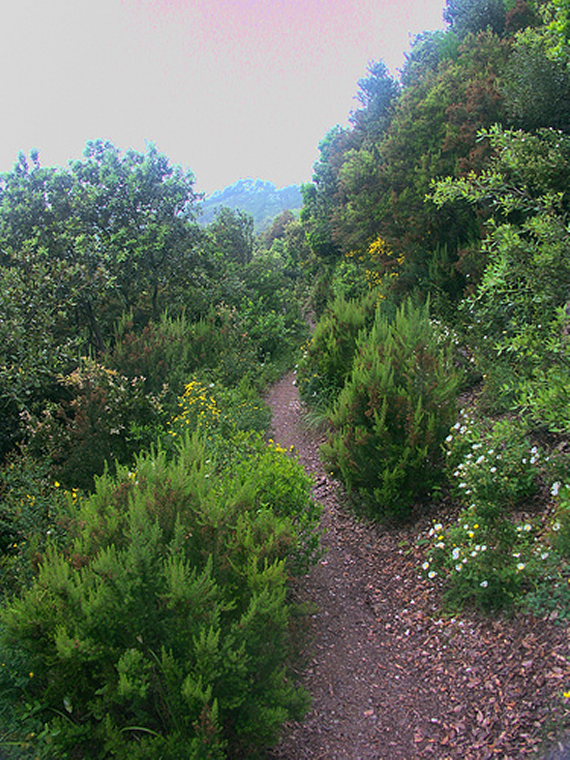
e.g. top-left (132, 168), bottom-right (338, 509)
top-left (551, 482), bottom-right (561, 497)
top-left (472, 443), bottom-right (482, 450)
top-left (541, 552), bottom-right (549, 560)
top-left (490, 466), bottom-right (497, 473)
top-left (552, 522), bottom-right (561, 532)
top-left (487, 449), bottom-right (494, 455)
top-left (530, 446), bottom-right (538, 455)
top-left (422, 561), bottom-right (430, 570)
top-left (434, 523), bottom-right (443, 531)
top-left (428, 571), bottom-right (437, 579)
top-left (530, 456), bottom-right (538, 465)
top-left (470, 550), bottom-right (477, 557)
top-left (452, 548), bottom-right (461, 559)
top-left (476, 455), bottom-right (485, 465)
top-left (516, 562), bottom-right (526, 571)
top-left (524, 524), bottom-right (532, 532)
top-left (463, 524), bottom-right (469, 530)
top-left (512, 552), bottom-right (521, 558)
top-left (481, 545), bottom-right (487, 551)
top-left (455, 564), bottom-right (462, 572)
top-left (458, 482), bottom-right (467, 489)
top-left (436, 542), bottom-right (445, 549)
top-left (480, 580), bottom-right (488, 588)
top-left (445, 435), bottom-right (453, 443)
top-left (459, 426), bottom-right (467, 434)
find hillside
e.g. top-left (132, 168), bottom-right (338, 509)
top-left (198, 178), bottom-right (303, 230)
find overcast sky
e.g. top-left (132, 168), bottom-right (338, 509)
top-left (0, 0), bottom-right (446, 195)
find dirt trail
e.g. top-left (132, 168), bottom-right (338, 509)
top-left (265, 372), bottom-right (569, 760)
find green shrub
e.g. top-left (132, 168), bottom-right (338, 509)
top-left (297, 291), bottom-right (377, 408)
top-left (444, 413), bottom-right (542, 516)
top-left (0, 453), bottom-right (74, 600)
top-left (27, 359), bottom-right (167, 491)
top-left (166, 379), bottom-right (272, 444)
top-left (551, 481), bottom-right (570, 559)
top-left (0, 432), bottom-right (319, 759)
top-left (421, 509), bottom-right (537, 610)
top-left (107, 311), bottom-right (227, 401)
top-left (422, 420), bottom-right (569, 612)
top-left (322, 299), bottom-right (461, 520)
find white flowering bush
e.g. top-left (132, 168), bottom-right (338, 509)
top-left (445, 414), bottom-right (542, 518)
top-left (422, 509), bottom-right (540, 609)
top-left (419, 413), bottom-right (565, 611)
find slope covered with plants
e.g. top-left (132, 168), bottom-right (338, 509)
top-left (1, 0), bottom-right (570, 756)
top-left (298, 0), bottom-right (570, 621)
top-left (0, 142), bottom-right (320, 758)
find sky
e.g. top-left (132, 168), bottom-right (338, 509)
top-left (0, 0), bottom-right (447, 195)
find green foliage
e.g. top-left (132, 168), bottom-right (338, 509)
top-left (0, 454), bottom-right (74, 600)
top-left (422, 508), bottom-right (535, 610)
top-left (322, 300), bottom-right (462, 520)
top-left (445, 412), bottom-right (542, 514)
top-left (422, 413), bottom-right (570, 612)
top-left (0, 432), bottom-right (319, 759)
top-left (431, 126), bottom-right (570, 423)
top-left (107, 311), bottom-right (229, 402)
top-left (444, 0), bottom-right (507, 38)
top-left (503, 27), bottom-right (570, 131)
top-left (297, 292), bottom-right (377, 408)
top-left (26, 359), bottom-right (167, 491)
top-left (207, 207), bottom-right (254, 265)
top-left (551, 482), bottom-right (570, 558)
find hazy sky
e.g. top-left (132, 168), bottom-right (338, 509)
top-left (0, 0), bottom-right (446, 195)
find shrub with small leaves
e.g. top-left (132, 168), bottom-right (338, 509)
top-left (323, 299), bottom-right (462, 520)
top-left (297, 292), bottom-right (377, 409)
top-left (422, 509), bottom-right (537, 610)
top-left (444, 414), bottom-right (542, 517)
top-left (0, 432), bottom-right (320, 759)
top-left (27, 358), bottom-right (167, 491)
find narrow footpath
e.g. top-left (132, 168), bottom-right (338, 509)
top-left (265, 372), bottom-right (569, 760)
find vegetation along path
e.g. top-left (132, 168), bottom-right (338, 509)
top-left (265, 372), bottom-right (569, 760)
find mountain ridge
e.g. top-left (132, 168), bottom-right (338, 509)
top-left (198, 178), bottom-right (303, 230)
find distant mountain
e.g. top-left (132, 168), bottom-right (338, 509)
top-left (198, 178), bottom-right (303, 231)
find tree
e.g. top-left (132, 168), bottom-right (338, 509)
top-left (208, 206), bottom-right (254, 265)
top-left (350, 60), bottom-right (401, 143)
top-left (0, 142), bottom-right (202, 352)
top-left (444, 0), bottom-right (507, 38)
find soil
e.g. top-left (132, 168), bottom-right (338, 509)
top-left (265, 371), bottom-right (569, 760)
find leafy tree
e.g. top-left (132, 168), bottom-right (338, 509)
top-left (0, 141), bottom-right (202, 348)
top-left (503, 27), bottom-right (570, 131)
top-left (431, 125), bottom-right (570, 422)
top-left (400, 30), bottom-right (461, 86)
top-left (349, 61), bottom-right (401, 143)
top-left (444, 0), bottom-right (507, 38)
top-left (208, 206), bottom-right (254, 265)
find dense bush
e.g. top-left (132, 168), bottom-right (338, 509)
top-left (322, 299), bottom-right (462, 519)
top-left (0, 453), bottom-right (74, 600)
top-left (297, 291), bottom-right (377, 408)
top-left (27, 359), bottom-right (168, 491)
top-left (422, 413), bottom-right (570, 611)
top-left (0, 432), bottom-right (320, 759)
top-left (107, 312), bottom-right (228, 400)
